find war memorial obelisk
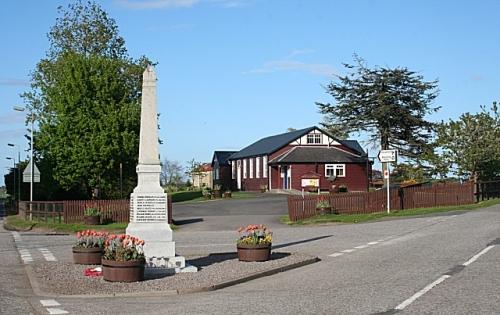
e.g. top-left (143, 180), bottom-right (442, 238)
top-left (126, 66), bottom-right (187, 272)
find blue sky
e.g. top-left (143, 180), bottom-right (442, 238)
top-left (1, 0), bottom-right (499, 185)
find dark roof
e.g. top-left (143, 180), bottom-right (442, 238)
top-left (212, 151), bottom-right (237, 166)
top-left (340, 140), bottom-right (365, 155)
top-left (268, 147), bottom-right (368, 164)
top-left (228, 126), bottom-right (366, 159)
top-left (229, 127), bottom-right (316, 160)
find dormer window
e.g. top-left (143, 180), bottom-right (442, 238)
top-left (307, 133), bottom-right (322, 144)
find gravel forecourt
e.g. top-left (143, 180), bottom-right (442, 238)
top-left (31, 252), bottom-right (318, 296)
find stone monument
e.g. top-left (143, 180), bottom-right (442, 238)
top-left (126, 66), bottom-right (191, 273)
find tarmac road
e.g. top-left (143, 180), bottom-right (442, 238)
top-left (172, 193), bottom-right (288, 232)
top-left (1, 198), bottom-right (500, 314)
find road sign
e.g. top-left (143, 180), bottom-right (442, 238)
top-left (383, 170), bottom-right (389, 179)
top-left (378, 149), bottom-right (397, 163)
top-left (23, 159), bottom-right (40, 183)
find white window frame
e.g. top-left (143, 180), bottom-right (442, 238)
top-left (249, 158), bottom-right (254, 178)
top-left (256, 157), bottom-right (261, 178)
top-left (243, 159), bottom-right (247, 179)
top-left (263, 156), bottom-right (268, 178)
top-left (214, 167), bottom-right (219, 180)
top-left (325, 164), bottom-right (345, 177)
top-left (307, 133), bottom-right (322, 144)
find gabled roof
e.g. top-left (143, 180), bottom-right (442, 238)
top-left (269, 146), bottom-right (368, 164)
top-left (229, 127), bottom-right (316, 160)
top-left (228, 126), bottom-right (366, 160)
top-left (211, 151), bottom-right (237, 167)
top-left (340, 140), bottom-right (365, 156)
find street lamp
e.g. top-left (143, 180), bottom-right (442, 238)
top-left (13, 106), bottom-right (34, 205)
top-left (6, 157), bottom-right (16, 207)
top-left (14, 106), bottom-right (35, 220)
top-left (8, 143), bottom-right (21, 202)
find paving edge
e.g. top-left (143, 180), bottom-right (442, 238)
top-left (3, 221), bottom-right (34, 232)
top-left (177, 256), bottom-right (321, 294)
top-left (24, 256), bottom-right (320, 298)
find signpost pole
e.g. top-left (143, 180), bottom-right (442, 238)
top-left (386, 163), bottom-right (390, 214)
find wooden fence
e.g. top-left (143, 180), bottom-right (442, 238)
top-left (288, 181), bottom-right (475, 222)
top-left (24, 201), bottom-right (64, 223)
top-left (24, 196), bottom-right (173, 224)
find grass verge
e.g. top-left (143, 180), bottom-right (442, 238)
top-left (4, 215), bottom-right (177, 233)
top-left (281, 198), bottom-right (500, 225)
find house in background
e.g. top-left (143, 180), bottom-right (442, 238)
top-left (211, 151), bottom-right (237, 191)
top-left (228, 126), bottom-right (372, 192)
top-left (192, 163), bottom-right (213, 189)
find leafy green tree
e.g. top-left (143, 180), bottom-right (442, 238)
top-left (317, 56), bottom-right (439, 157)
top-left (21, 1), bottom-right (151, 198)
top-left (436, 103), bottom-right (500, 181)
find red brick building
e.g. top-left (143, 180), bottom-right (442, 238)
top-left (228, 127), bottom-right (371, 192)
top-left (211, 151), bottom-right (237, 191)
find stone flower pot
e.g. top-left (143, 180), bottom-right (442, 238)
top-left (213, 190), bottom-right (222, 198)
top-left (83, 215), bottom-right (100, 225)
top-left (316, 206), bottom-right (332, 215)
top-left (72, 247), bottom-right (103, 265)
top-left (237, 243), bottom-right (271, 262)
top-left (102, 259), bottom-right (145, 282)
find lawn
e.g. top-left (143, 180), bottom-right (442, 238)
top-left (4, 215), bottom-right (177, 233)
top-left (281, 198), bottom-right (500, 225)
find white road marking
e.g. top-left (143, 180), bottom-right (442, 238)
top-left (394, 244), bottom-right (496, 311)
top-left (367, 241), bottom-right (379, 245)
top-left (341, 249), bottom-right (356, 253)
top-left (12, 233), bottom-right (34, 264)
top-left (40, 300), bottom-right (60, 307)
top-left (38, 248), bottom-right (58, 262)
top-left (329, 252), bottom-right (344, 257)
top-left (395, 275), bottom-right (450, 310)
top-left (47, 308), bottom-right (69, 314)
top-left (463, 245), bottom-right (495, 266)
top-left (354, 245), bottom-right (369, 249)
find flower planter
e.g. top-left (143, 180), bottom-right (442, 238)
top-left (213, 190), bottom-right (222, 198)
top-left (237, 243), bottom-right (271, 262)
top-left (223, 192), bottom-right (232, 198)
top-left (83, 215), bottom-right (100, 225)
top-left (72, 247), bottom-right (103, 265)
top-left (102, 259), bottom-right (145, 282)
top-left (316, 206), bottom-right (332, 215)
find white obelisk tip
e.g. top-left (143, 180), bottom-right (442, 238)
top-left (143, 65), bottom-right (156, 81)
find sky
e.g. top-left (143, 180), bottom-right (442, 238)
top-left (1, 0), bottom-right (499, 185)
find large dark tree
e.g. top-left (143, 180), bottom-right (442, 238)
top-left (21, 1), bottom-right (151, 199)
top-left (317, 57), bottom-right (439, 158)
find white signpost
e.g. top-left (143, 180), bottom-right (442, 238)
top-left (378, 150), bottom-right (397, 213)
top-left (23, 159), bottom-right (40, 183)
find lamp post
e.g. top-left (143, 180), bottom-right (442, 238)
top-left (8, 143), bottom-right (21, 202)
top-left (6, 157), bottom-right (16, 210)
top-left (14, 106), bottom-right (35, 220)
top-left (13, 106), bottom-right (34, 203)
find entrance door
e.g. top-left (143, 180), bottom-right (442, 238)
top-left (281, 166), bottom-right (290, 189)
top-left (237, 160), bottom-right (242, 190)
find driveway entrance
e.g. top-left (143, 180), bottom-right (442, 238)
top-left (172, 194), bottom-right (288, 232)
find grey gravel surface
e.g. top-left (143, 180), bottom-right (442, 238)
top-left (32, 252), bottom-right (316, 296)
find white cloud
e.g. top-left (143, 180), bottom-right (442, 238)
top-left (244, 50), bottom-right (337, 77)
top-left (115, 0), bottom-right (250, 9)
top-left (115, 0), bottom-right (200, 9)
